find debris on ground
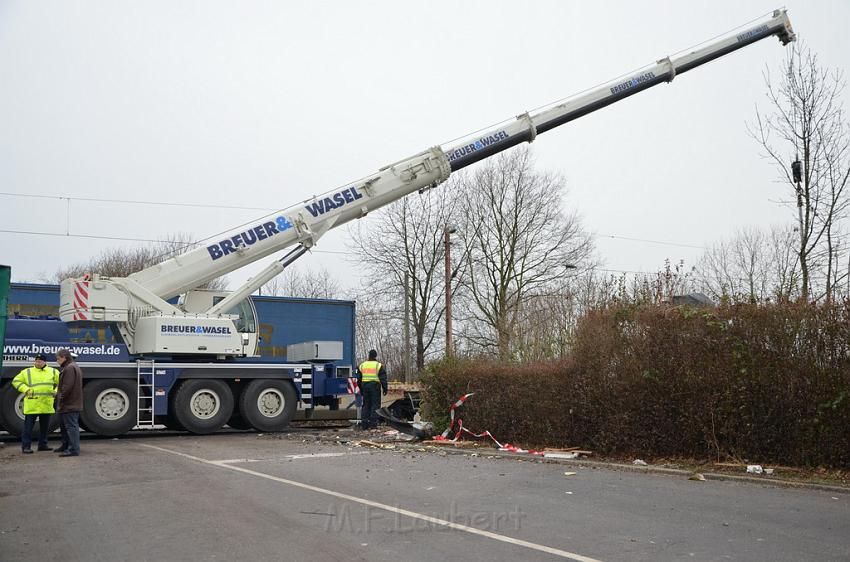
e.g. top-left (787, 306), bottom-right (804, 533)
top-left (543, 448), bottom-right (594, 459)
top-left (747, 464), bottom-right (764, 475)
top-left (563, 471), bottom-right (577, 477)
top-left (383, 391), bottom-right (421, 422)
top-left (429, 393), bottom-right (597, 459)
top-left (713, 462), bottom-right (803, 475)
top-left (355, 440), bottom-right (396, 450)
top-left (422, 439), bottom-right (481, 448)
top-left (689, 473), bottom-right (706, 481)
top-left (375, 407), bottom-right (434, 439)
top-left (633, 459), bottom-right (648, 466)
top-left (545, 451), bottom-right (579, 459)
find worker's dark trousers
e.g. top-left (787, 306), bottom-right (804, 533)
top-left (59, 412), bottom-right (81, 455)
top-left (360, 382), bottom-right (381, 429)
top-left (22, 413), bottom-right (51, 451)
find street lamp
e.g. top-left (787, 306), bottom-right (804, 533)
top-left (444, 225), bottom-right (457, 357)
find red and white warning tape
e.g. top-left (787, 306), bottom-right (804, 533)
top-left (437, 392), bottom-right (474, 439)
top-left (347, 377), bottom-right (359, 394)
top-left (433, 392), bottom-right (544, 455)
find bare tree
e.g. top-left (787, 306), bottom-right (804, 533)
top-left (51, 232), bottom-right (228, 290)
top-left (509, 279), bottom-right (581, 361)
top-left (615, 260), bottom-right (695, 306)
top-left (348, 183), bottom-right (461, 373)
top-left (749, 42), bottom-right (850, 302)
top-left (259, 266), bottom-right (342, 299)
top-left (820, 114), bottom-right (850, 300)
top-left (767, 223), bottom-right (802, 302)
top-left (351, 291), bottom-right (405, 380)
top-left (696, 227), bottom-right (771, 303)
top-left (694, 225), bottom-right (801, 304)
top-left (456, 147), bottom-right (593, 360)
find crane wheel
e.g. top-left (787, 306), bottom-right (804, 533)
top-left (172, 379), bottom-right (234, 434)
top-left (0, 383), bottom-right (60, 437)
top-left (79, 379), bottom-right (137, 436)
top-left (239, 379), bottom-right (297, 432)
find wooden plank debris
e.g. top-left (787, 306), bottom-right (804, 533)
top-left (421, 440), bottom-right (482, 448)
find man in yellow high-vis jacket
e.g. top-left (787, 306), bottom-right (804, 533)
top-left (356, 349), bottom-right (388, 430)
top-left (11, 354), bottom-right (60, 454)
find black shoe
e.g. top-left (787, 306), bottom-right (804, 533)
top-left (59, 451), bottom-right (79, 457)
top-left (53, 448), bottom-right (68, 453)
top-left (22, 449), bottom-right (33, 454)
top-left (38, 446), bottom-right (53, 452)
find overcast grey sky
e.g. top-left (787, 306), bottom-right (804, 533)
top-left (2, 1), bottom-right (849, 292)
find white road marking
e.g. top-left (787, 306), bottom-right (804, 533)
top-left (212, 452), bottom-right (367, 464)
top-left (141, 443), bottom-right (603, 562)
top-left (285, 452), bottom-right (354, 460)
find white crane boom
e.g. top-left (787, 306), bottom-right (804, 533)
top-left (59, 9), bottom-right (795, 357)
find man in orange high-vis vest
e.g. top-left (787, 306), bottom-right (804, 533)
top-left (356, 349), bottom-right (387, 430)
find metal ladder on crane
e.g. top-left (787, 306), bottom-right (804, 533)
top-left (136, 360), bottom-right (156, 428)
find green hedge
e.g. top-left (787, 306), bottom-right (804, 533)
top-left (421, 303), bottom-right (850, 468)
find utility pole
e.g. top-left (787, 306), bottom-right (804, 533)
top-left (444, 226), bottom-right (456, 357)
top-left (792, 157), bottom-right (807, 301)
top-left (792, 157), bottom-right (804, 236)
top-left (404, 271), bottom-right (411, 383)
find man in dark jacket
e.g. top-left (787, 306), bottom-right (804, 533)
top-left (356, 349), bottom-right (388, 430)
top-left (55, 348), bottom-right (84, 457)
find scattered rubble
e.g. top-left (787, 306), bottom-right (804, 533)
top-left (543, 448), bottom-right (593, 459)
top-left (422, 439), bottom-right (480, 449)
top-left (633, 459), bottom-right (648, 466)
top-left (545, 452), bottom-right (579, 459)
top-left (355, 440), bottom-right (397, 450)
top-left (375, 407), bottom-right (434, 439)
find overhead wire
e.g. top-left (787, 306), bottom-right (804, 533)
top-left (0, 187), bottom-right (717, 265)
top-left (0, 191), bottom-right (277, 212)
top-left (0, 8), bottom-right (781, 276)
top-left (0, 227), bottom-right (777, 285)
top-left (0, 228), bottom-right (349, 256)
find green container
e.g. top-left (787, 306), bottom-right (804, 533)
top-left (0, 265), bottom-right (9, 372)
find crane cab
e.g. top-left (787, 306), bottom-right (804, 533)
top-left (177, 289), bottom-right (260, 357)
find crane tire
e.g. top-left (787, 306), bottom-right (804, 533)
top-left (80, 379), bottom-right (137, 436)
top-left (239, 379), bottom-right (297, 432)
top-left (172, 379), bottom-right (233, 434)
top-left (0, 383), bottom-right (60, 437)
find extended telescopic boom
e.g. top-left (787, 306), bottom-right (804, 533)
top-left (60, 9), bottom-right (794, 355)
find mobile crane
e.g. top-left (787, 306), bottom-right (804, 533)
top-left (2, 9), bottom-right (795, 437)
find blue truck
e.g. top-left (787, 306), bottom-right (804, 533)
top-left (1, 282), bottom-right (357, 437)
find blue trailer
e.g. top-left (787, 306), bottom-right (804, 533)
top-left (1, 283), bottom-right (358, 437)
top-left (0, 266), bottom-right (8, 374)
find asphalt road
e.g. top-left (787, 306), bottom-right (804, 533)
top-left (0, 430), bottom-right (848, 562)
